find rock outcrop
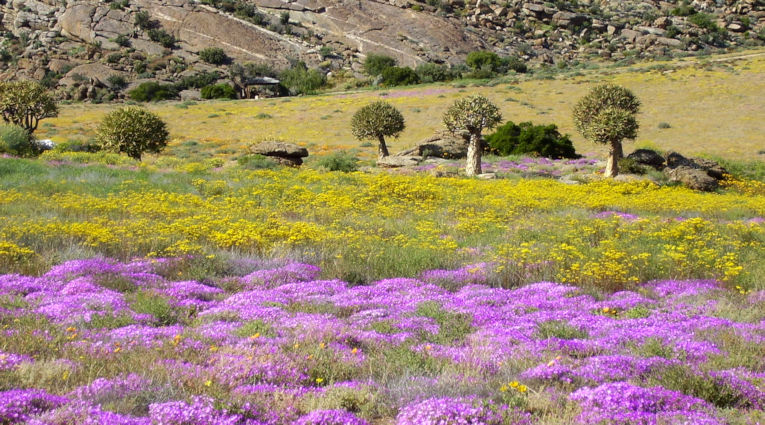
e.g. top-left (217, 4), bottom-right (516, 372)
top-left (250, 141), bottom-right (309, 166)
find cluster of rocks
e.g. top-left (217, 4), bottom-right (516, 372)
top-left (377, 130), bottom-right (470, 168)
top-left (627, 148), bottom-right (728, 191)
top-left (1, 0), bottom-right (763, 97)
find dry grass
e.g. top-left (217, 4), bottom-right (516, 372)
top-left (37, 49), bottom-right (765, 161)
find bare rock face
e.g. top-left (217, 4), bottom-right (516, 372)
top-left (627, 149), bottom-right (665, 169)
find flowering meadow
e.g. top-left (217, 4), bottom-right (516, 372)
top-left (0, 153), bottom-right (764, 424)
top-left (0, 257), bottom-right (763, 424)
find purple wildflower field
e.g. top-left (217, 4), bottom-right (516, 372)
top-left (1, 258), bottom-right (763, 424)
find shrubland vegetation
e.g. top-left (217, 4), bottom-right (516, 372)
top-left (0, 49), bottom-right (763, 425)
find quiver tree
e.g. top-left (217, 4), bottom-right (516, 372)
top-left (0, 80), bottom-right (58, 133)
top-left (351, 101), bottom-right (405, 159)
top-left (443, 95), bottom-right (502, 176)
top-left (573, 84), bottom-right (640, 178)
top-left (96, 106), bottom-right (169, 160)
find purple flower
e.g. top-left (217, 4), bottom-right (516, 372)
top-left (0, 389), bottom-right (68, 423)
top-left (292, 410), bottom-right (369, 425)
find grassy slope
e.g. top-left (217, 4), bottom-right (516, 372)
top-left (37, 49), bottom-right (765, 162)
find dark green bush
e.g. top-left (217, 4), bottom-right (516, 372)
top-left (128, 82), bottom-right (178, 102)
top-left (201, 83), bottom-right (237, 99)
top-left (199, 47), bottom-right (228, 65)
top-left (147, 28), bottom-right (176, 48)
top-left (503, 55), bottom-right (528, 73)
top-left (486, 121), bottom-right (578, 159)
top-left (363, 54), bottom-right (397, 77)
top-left (466, 51), bottom-right (501, 72)
top-left (618, 157), bottom-right (647, 175)
top-left (381, 66), bottom-right (419, 86)
top-left (106, 75), bottom-right (128, 91)
top-left (415, 62), bottom-right (457, 82)
top-left (0, 124), bottom-right (37, 157)
top-left (175, 71), bottom-right (220, 90)
top-left (671, 4), bottom-right (696, 16)
top-left (279, 62), bottom-right (326, 95)
top-left (689, 13), bottom-right (718, 31)
top-left (134, 11), bottom-right (154, 30)
top-left (53, 139), bottom-right (102, 153)
top-left (113, 34), bottom-right (131, 47)
top-left (316, 151), bottom-right (359, 172)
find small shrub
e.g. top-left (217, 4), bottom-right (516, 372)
top-left (106, 52), bottom-right (122, 64)
top-left (415, 301), bottom-right (474, 344)
top-left (147, 28), bottom-right (176, 48)
top-left (486, 121), bottom-right (578, 159)
top-left (96, 106), bottom-right (169, 160)
top-left (128, 82), bottom-right (177, 102)
top-left (0, 124), bottom-right (37, 157)
top-left (254, 112), bottom-right (272, 119)
top-left (130, 291), bottom-right (179, 326)
top-left (106, 75), bottom-right (128, 91)
top-left (466, 50), bottom-right (501, 72)
top-left (363, 53), bottom-right (397, 77)
top-left (175, 70), bottom-right (220, 90)
top-left (134, 11), bottom-right (154, 30)
top-left (279, 11), bottom-right (290, 24)
top-left (381, 66), bottom-right (420, 86)
top-left (319, 46), bottom-right (333, 59)
top-left (280, 62), bottom-right (326, 95)
top-left (689, 13), bottom-right (718, 31)
top-left (199, 47), bottom-right (228, 65)
top-left (658, 122), bottom-right (671, 129)
top-left (237, 154), bottom-right (278, 170)
top-left (201, 83), bottom-right (237, 99)
top-left (618, 157), bottom-right (647, 175)
top-left (415, 62), bottom-right (457, 83)
top-left (113, 34), bottom-right (131, 47)
top-left (535, 320), bottom-right (588, 339)
top-left (316, 152), bottom-right (359, 172)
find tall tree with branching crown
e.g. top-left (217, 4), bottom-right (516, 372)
top-left (443, 95), bottom-right (502, 177)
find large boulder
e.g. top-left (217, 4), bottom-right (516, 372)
top-left (377, 156), bottom-right (421, 168)
top-left (666, 166), bottom-right (719, 192)
top-left (692, 157), bottom-right (728, 180)
top-left (249, 141), bottom-right (309, 167)
top-left (395, 131), bottom-right (469, 159)
top-left (627, 148), bottom-right (665, 169)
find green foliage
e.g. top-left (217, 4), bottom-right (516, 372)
top-left (280, 11), bottom-right (290, 25)
top-left (96, 106), bottom-right (169, 160)
top-left (572, 84), bottom-right (640, 145)
top-left (486, 121), bottom-right (578, 159)
top-left (689, 13), bottom-right (718, 31)
top-left (0, 124), bottom-right (36, 157)
top-left (351, 101), bottom-right (405, 142)
top-left (201, 83), bottom-right (237, 99)
top-left (618, 157), bottom-right (647, 174)
top-left (134, 10), bottom-right (154, 30)
top-left (486, 121), bottom-right (579, 159)
top-left (176, 71), bottom-right (221, 90)
top-left (234, 319), bottom-right (275, 338)
top-left (147, 28), bottom-right (176, 48)
top-left (130, 291), bottom-right (179, 326)
top-left (0, 80), bottom-right (58, 133)
top-left (650, 365), bottom-right (755, 409)
top-left (315, 152), bottom-right (359, 172)
top-left (128, 82), bottom-right (178, 102)
top-left (443, 95), bottom-right (502, 136)
top-left (280, 62), bottom-right (326, 95)
top-left (415, 62), bottom-right (458, 83)
top-left (380, 66), bottom-right (419, 86)
top-left (319, 46), bottom-right (333, 59)
top-left (113, 34), bottom-right (131, 47)
top-left (106, 75), bottom-right (128, 91)
top-left (199, 47), bottom-right (228, 65)
top-left (671, 3), bottom-right (696, 16)
top-left (237, 154), bottom-right (279, 170)
top-left (535, 320), bottom-right (588, 339)
top-left (363, 54), bottom-right (397, 77)
top-left (415, 301), bottom-right (474, 344)
top-left (466, 50), bottom-right (501, 72)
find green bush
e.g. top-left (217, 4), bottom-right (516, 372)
top-left (466, 50), bottom-right (501, 72)
top-left (486, 121), bottom-right (578, 159)
top-left (279, 62), bottom-right (326, 95)
top-left (316, 151), bottom-right (359, 172)
top-left (237, 154), bottom-right (279, 170)
top-left (201, 83), bottom-right (237, 99)
top-left (689, 13), bottom-right (718, 31)
top-left (363, 53), bottom-right (397, 77)
top-left (415, 62), bottom-right (457, 82)
top-left (96, 106), bottom-right (169, 160)
top-left (175, 71), bottom-right (220, 90)
top-left (618, 157), bottom-right (647, 175)
top-left (106, 75), bottom-right (128, 91)
top-left (128, 82), bottom-right (177, 102)
top-left (134, 10), bottom-right (154, 30)
top-left (147, 28), bottom-right (176, 48)
top-left (380, 66), bottom-right (419, 86)
top-left (0, 124), bottom-right (36, 157)
top-left (199, 47), bottom-right (228, 65)
top-left (53, 139), bottom-right (102, 153)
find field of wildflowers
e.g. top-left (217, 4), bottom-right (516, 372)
top-left (2, 49), bottom-right (764, 425)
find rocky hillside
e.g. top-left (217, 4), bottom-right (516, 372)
top-left (1, 0), bottom-right (763, 100)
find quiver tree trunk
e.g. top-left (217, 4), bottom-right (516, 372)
top-left (465, 132), bottom-right (482, 177)
top-left (604, 141), bottom-right (621, 178)
top-left (377, 135), bottom-right (390, 159)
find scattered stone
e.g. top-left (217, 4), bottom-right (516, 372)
top-left (395, 131), bottom-right (469, 159)
top-left (665, 166), bottom-right (719, 191)
top-left (627, 149), bottom-right (665, 169)
top-left (377, 156), bottom-right (421, 168)
top-left (249, 141), bottom-right (308, 167)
